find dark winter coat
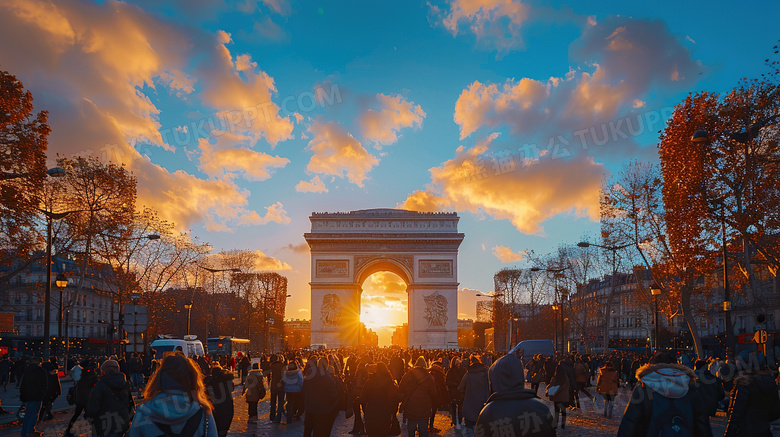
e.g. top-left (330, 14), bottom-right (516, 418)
top-left (269, 360), bottom-right (285, 391)
top-left (543, 358), bottom-right (556, 385)
top-left (206, 367), bottom-right (235, 437)
top-left (616, 363), bottom-right (712, 437)
top-left (86, 372), bottom-right (135, 436)
top-left (429, 363), bottom-right (449, 409)
top-left (475, 355), bottom-right (556, 437)
top-left (42, 361), bottom-right (61, 399)
top-left (389, 355), bottom-right (406, 382)
top-left (596, 366), bottom-right (619, 396)
top-left (360, 372), bottom-right (401, 436)
top-left (399, 367), bottom-right (437, 421)
top-left (694, 368), bottom-right (725, 417)
top-left (458, 363), bottom-right (490, 422)
top-left (445, 364), bottom-right (466, 403)
top-left (302, 371), bottom-right (338, 415)
top-left (548, 361), bottom-right (573, 403)
top-left (724, 372), bottom-right (780, 437)
top-left (75, 369), bottom-right (99, 406)
top-left (20, 364), bottom-right (48, 402)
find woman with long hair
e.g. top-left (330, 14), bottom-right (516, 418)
top-left (360, 362), bottom-right (402, 437)
top-left (127, 352), bottom-right (218, 437)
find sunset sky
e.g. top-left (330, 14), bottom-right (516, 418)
top-left (2, 0), bottom-right (777, 345)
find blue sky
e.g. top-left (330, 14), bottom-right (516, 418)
top-left (1, 0), bottom-right (778, 344)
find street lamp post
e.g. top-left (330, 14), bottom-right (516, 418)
top-left (55, 273), bottom-right (68, 360)
top-left (476, 292), bottom-right (509, 351)
top-left (650, 284), bottom-right (662, 352)
top-left (184, 301), bottom-right (193, 336)
top-left (530, 267), bottom-right (568, 355)
top-left (576, 242), bottom-right (632, 354)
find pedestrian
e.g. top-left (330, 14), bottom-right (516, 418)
top-left (65, 361), bottom-right (99, 437)
top-left (616, 352), bottom-right (712, 437)
top-left (349, 362), bottom-right (369, 435)
top-left (127, 352), bottom-right (144, 393)
top-left (39, 356), bottom-right (61, 421)
top-left (238, 353), bottom-right (250, 385)
top-left (242, 362), bottom-right (266, 423)
top-left (302, 357), bottom-right (338, 437)
top-left (14, 356), bottom-right (27, 388)
top-left (428, 359), bottom-right (449, 433)
top-left (205, 364), bottom-right (234, 437)
top-left (458, 355), bottom-right (490, 437)
top-left (390, 352), bottom-right (406, 385)
top-left (530, 355), bottom-right (546, 396)
top-left (0, 355), bottom-right (12, 392)
top-left (128, 352), bottom-right (218, 437)
top-left (445, 357), bottom-right (466, 429)
top-left (360, 362), bottom-right (402, 437)
top-left (596, 360), bottom-right (619, 417)
top-left (282, 361), bottom-right (304, 423)
top-left (19, 356), bottom-right (48, 437)
top-left (475, 353), bottom-right (556, 437)
top-left (269, 354), bottom-right (286, 423)
top-left (69, 359), bottom-right (84, 384)
top-left (85, 359), bottom-right (135, 437)
top-left (573, 356), bottom-right (593, 409)
top-left (400, 356), bottom-right (438, 437)
top-left (547, 358), bottom-right (575, 429)
top-left (723, 353), bottom-right (780, 436)
top-left (694, 359), bottom-right (725, 418)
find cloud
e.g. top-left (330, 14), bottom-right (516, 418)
top-left (295, 175), bottom-right (328, 193)
top-left (492, 245), bottom-right (526, 263)
top-left (433, 0), bottom-right (530, 52)
top-left (0, 0), bottom-right (298, 232)
top-left (198, 137), bottom-right (289, 181)
top-left (402, 133), bottom-right (605, 234)
top-left (282, 243), bottom-right (309, 253)
top-left (305, 120), bottom-right (379, 187)
top-left (359, 94), bottom-right (425, 146)
top-left (252, 249), bottom-right (292, 270)
top-left (239, 201), bottom-right (291, 226)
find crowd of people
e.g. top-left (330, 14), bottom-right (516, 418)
top-left (3, 346), bottom-right (780, 437)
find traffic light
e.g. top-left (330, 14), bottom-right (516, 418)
top-left (756, 314), bottom-right (767, 325)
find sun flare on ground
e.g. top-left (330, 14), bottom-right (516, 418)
top-left (360, 271), bottom-right (408, 346)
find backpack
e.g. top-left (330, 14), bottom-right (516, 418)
top-left (646, 394), bottom-right (693, 437)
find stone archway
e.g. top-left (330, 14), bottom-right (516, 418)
top-left (304, 209), bottom-right (464, 349)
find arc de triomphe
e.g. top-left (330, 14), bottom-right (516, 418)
top-left (304, 209), bottom-right (464, 349)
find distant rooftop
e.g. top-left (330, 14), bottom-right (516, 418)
top-left (310, 208), bottom-right (458, 217)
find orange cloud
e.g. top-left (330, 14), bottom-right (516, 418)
top-left (239, 202), bottom-right (291, 226)
top-left (436, 0), bottom-right (530, 51)
top-left (359, 94), bottom-right (425, 146)
top-left (402, 134), bottom-right (605, 234)
top-left (198, 138), bottom-right (289, 181)
top-left (295, 175), bottom-right (328, 193)
top-left (492, 245), bottom-right (526, 263)
top-left (306, 120), bottom-right (379, 187)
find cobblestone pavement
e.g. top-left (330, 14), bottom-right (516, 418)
top-left (0, 381), bottom-right (728, 436)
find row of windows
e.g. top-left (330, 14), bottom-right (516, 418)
top-left (17, 324), bottom-right (107, 338)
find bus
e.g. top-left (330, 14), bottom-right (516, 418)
top-left (207, 337), bottom-right (250, 357)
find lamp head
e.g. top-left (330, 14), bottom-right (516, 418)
top-left (650, 284), bottom-right (662, 296)
top-left (55, 273), bottom-right (68, 289)
top-left (577, 242), bottom-right (590, 248)
top-left (692, 129), bottom-right (710, 143)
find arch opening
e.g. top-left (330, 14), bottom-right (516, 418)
top-left (360, 271), bottom-right (408, 347)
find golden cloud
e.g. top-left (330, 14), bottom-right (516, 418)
top-left (492, 245), bottom-right (526, 263)
top-left (359, 93), bottom-right (425, 146)
top-left (305, 120), bottom-right (379, 187)
top-left (437, 0), bottom-right (530, 51)
top-left (198, 138), bottom-right (289, 181)
top-left (295, 175), bottom-right (328, 193)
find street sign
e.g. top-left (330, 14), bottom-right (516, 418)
top-left (754, 330), bottom-right (768, 344)
top-left (123, 305), bottom-right (148, 332)
top-left (126, 333), bottom-right (144, 353)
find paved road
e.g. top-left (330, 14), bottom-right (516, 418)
top-left (0, 379), bottom-right (728, 436)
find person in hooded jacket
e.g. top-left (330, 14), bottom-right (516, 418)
top-left (19, 356), bottom-right (47, 437)
top-left (282, 361), bottom-right (304, 423)
top-left (65, 361), bottom-right (99, 437)
top-left (302, 357), bottom-right (338, 437)
top-left (596, 360), bottom-right (619, 418)
top-left (474, 354), bottom-right (556, 437)
top-left (724, 354), bottom-right (780, 437)
top-left (242, 363), bottom-right (266, 423)
top-left (428, 360), bottom-right (449, 433)
top-left (445, 357), bottom-right (466, 429)
top-left (349, 362), bottom-right (370, 435)
top-left (205, 364), bottom-right (234, 437)
top-left (400, 356), bottom-right (437, 437)
top-left (86, 359), bottom-right (135, 437)
top-left (616, 352), bottom-right (712, 437)
top-left (458, 355), bottom-right (490, 437)
top-left (360, 362), bottom-right (402, 437)
top-left (548, 359), bottom-right (575, 429)
top-left (128, 352), bottom-right (218, 437)
top-left (694, 359), bottom-right (725, 418)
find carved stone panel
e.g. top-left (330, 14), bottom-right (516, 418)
top-left (419, 260), bottom-right (453, 278)
top-left (354, 255), bottom-right (414, 273)
top-left (321, 294), bottom-right (342, 326)
top-left (423, 291), bottom-right (448, 327)
top-left (316, 260), bottom-right (349, 278)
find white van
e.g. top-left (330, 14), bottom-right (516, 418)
top-left (149, 335), bottom-right (205, 360)
top-left (509, 339), bottom-right (555, 363)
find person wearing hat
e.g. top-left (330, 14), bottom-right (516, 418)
top-left (458, 355), bottom-right (490, 437)
top-left (86, 359), bottom-right (135, 437)
top-left (400, 356), bottom-right (438, 437)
